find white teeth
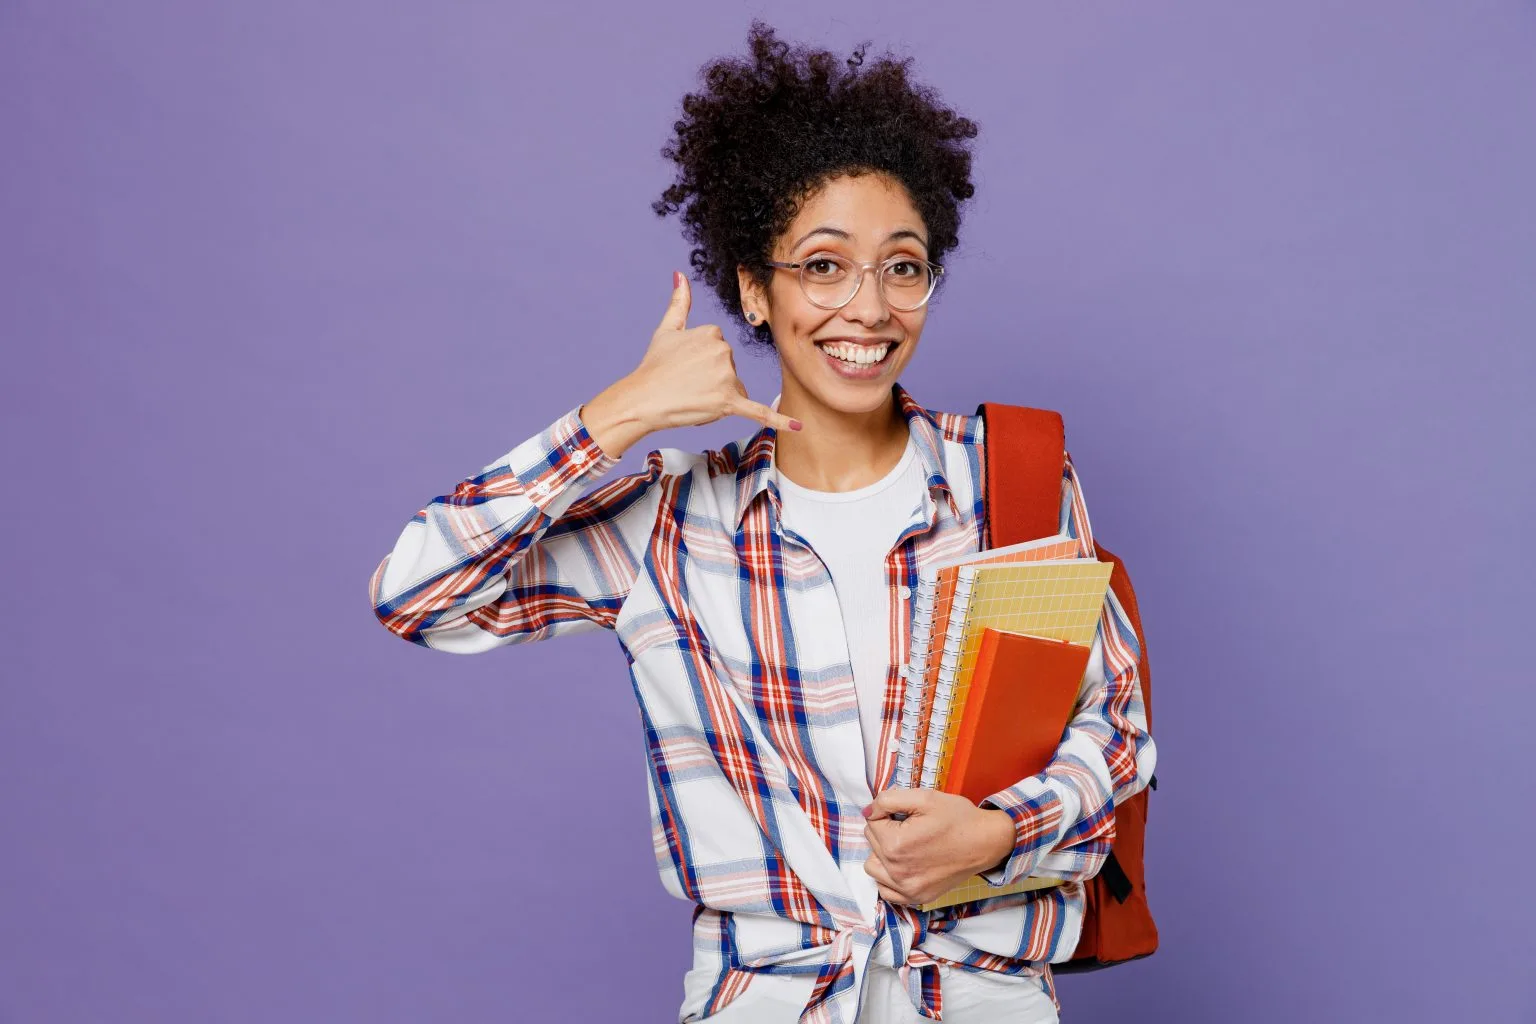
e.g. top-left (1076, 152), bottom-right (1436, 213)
top-left (820, 342), bottom-right (891, 365)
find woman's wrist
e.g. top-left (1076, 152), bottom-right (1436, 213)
top-left (581, 375), bottom-right (655, 460)
top-left (971, 808), bottom-right (1017, 875)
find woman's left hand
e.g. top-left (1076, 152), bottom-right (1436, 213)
top-left (861, 788), bottom-right (1017, 906)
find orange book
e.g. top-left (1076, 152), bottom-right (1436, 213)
top-left (942, 627), bottom-right (1091, 805)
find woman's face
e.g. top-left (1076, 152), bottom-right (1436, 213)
top-left (738, 172), bottom-right (932, 416)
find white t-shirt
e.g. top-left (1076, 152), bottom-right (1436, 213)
top-left (773, 435), bottom-right (927, 785)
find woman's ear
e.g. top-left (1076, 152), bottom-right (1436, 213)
top-left (736, 264), bottom-right (769, 328)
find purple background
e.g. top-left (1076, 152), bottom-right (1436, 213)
top-left (3, 2), bottom-right (1533, 1021)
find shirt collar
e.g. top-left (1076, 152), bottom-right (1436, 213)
top-left (731, 381), bottom-right (958, 532)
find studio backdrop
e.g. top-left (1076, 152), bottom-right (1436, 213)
top-left (2, 2), bottom-right (1532, 1022)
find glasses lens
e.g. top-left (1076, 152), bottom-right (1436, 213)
top-left (799, 255), bottom-right (858, 308)
top-left (881, 259), bottom-right (934, 311)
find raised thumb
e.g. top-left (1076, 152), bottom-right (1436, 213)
top-left (658, 270), bottom-right (691, 332)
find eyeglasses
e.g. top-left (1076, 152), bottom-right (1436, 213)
top-left (764, 253), bottom-right (944, 312)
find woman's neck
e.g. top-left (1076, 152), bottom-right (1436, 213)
top-left (773, 386), bottom-right (910, 493)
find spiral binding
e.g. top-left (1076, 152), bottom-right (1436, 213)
top-left (918, 566), bottom-right (977, 790)
top-left (892, 570), bottom-right (939, 788)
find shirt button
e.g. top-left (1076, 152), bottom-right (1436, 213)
top-left (529, 482), bottom-right (547, 498)
top-left (571, 449), bottom-right (588, 465)
top-left (898, 585), bottom-right (912, 600)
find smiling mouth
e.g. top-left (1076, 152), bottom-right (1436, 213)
top-left (815, 339), bottom-right (900, 366)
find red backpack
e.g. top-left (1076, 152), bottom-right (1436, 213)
top-left (977, 401), bottom-right (1159, 972)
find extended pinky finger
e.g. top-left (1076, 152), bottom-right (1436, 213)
top-left (729, 395), bottom-right (801, 433)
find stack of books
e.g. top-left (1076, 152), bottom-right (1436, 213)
top-left (891, 533), bottom-right (1114, 910)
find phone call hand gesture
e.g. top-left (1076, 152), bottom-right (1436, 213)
top-left (629, 272), bottom-right (802, 434)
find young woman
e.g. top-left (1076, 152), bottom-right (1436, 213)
top-left (370, 22), bottom-right (1155, 1024)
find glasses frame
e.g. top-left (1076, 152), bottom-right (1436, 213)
top-left (763, 253), bottom-right (945, 312)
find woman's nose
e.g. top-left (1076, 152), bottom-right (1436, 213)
top-left (839, 265), bottom-right (891, 326)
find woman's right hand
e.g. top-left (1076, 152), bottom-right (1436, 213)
top-left (633, 272), bottom-right (801, 432)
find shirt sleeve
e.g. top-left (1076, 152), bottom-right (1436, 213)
top-left (974, 455), bottom-right (1158, 888)
top-left (367, 403), bottom-right (667, 653)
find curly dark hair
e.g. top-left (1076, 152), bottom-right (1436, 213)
top-left (652, 20), bottom-right (980, 352)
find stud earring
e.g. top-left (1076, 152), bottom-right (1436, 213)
top-left (745, 312), bottom-right (758, 323)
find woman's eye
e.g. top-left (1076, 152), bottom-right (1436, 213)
top-left (886, 260), bottom-right (921, 277)
top-left (805, 258), bottom-right (842, 277)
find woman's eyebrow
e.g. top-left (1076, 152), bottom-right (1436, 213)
top-left (789, 226), bottom-right (929, 250)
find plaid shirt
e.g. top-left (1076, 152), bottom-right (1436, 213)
top-left (369, 382), bottom-right (1156, 1024)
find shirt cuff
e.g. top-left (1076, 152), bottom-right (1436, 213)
top-left (975, 774), bottom-right (1077, 888)
top-left (503, 403), bottom-right (621, 514)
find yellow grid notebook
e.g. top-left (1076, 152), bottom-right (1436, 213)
top-left (915, 557), bottom-right (1113, 911)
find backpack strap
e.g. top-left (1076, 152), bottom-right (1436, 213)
top-left (975, 402), bottom-right (1065, 548)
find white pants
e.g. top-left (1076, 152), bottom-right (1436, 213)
top-left (698, 959), bottom-right (1060, 1023)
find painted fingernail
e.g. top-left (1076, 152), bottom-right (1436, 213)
top-left (673, 271), bottom-right (682, 288)
top-left (789, 419), bottom-right (803, 431)
top-left (861, 804), bottom-right (872, 817)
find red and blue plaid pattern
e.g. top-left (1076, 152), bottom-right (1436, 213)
top-left (369, 382), bottom-right (1156, 1023)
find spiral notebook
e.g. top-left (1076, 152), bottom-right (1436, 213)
top-left (892, 541), bottom-right (1114, 911)
top-left (917, 559), bottom-right (1112, 792)
top-left (893, 534), bottom-right (1084, 790)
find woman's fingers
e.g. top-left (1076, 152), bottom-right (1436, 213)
top-left (863, 850), bottom-right (912, 905)
top-left (728, 393), bottom-right (801, 433)
top-left (638, 272), bottom-right (801, 435)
